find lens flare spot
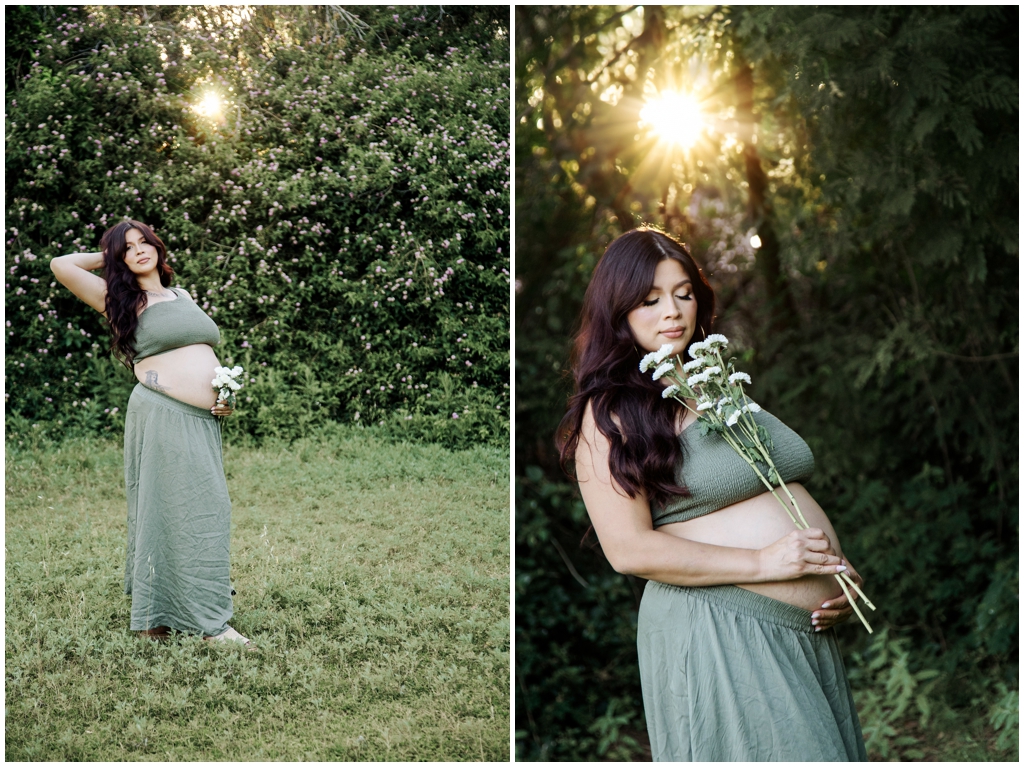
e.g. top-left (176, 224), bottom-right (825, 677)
top-left (195, 92), bottom-right (223, 119)
top-left (639, 92), bottom-right (706, 149)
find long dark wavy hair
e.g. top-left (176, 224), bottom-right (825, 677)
top-left (99, 220), bottom-right (174, 370)
top-left (557, 228), bottom-right (716, 508)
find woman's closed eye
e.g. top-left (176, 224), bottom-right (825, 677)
top-left (642, 293), bottom-right (692, 307)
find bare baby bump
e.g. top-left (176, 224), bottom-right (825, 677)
top-left (135, 344), bottom-right (222, 409)
top-left (660, 484), bottom-right (847, 612)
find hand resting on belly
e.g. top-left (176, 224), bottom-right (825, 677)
top-left (659, 483), bottom-right (853, 614)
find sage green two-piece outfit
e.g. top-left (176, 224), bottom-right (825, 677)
top-left (639, 405), bottom-right (867, 761)
top-left (123, 288), bottom-right (233, 636)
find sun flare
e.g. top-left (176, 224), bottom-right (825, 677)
top-left (639, 91), bottom-right (706, 149)
top-left (194, 92), bottom-right (223, 119)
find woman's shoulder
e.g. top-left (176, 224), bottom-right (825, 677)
top-left (581, 398), bottom-right (624, 445)
top-left (172, 287), bottom-right (194, 301)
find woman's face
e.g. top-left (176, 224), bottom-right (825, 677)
top-left (627, 257), bottom-right (699, 357)
top-left (122, 228), bottom-right (159, 276)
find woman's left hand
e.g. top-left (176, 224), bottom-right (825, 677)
top-left (211, 399), bottom-right (233, 418)
top-left (810, 559), bottom-right (864, 631)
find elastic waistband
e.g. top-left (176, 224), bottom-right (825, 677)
top-left (129, 383), bottom-right (216, 420)
top-left (646, 581), bottom-right (816, 633)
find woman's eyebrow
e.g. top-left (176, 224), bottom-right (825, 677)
top-left (648, 278), bottom-right (692, 294)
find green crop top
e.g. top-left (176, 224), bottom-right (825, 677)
top-left (132, 288), bottom-right (220, 363)
top-left (650, 404), bottom-right (815, 527)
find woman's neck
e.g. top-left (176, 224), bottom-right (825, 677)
top-left (136, 273), bottom-right (166, 293)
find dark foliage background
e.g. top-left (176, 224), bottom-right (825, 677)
top-left (5, 4), bottom-right (510, 449)
top-left (515, 5), bottom-right (1017, 760)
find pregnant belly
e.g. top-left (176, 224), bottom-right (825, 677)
top-left (135, 344), bottom-right (222, 409)
top-left (659, 484), bottom-right (847, 612)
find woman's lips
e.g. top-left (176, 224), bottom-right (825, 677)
top-left (660, 328), bottom-right (685, 338)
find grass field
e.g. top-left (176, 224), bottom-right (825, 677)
top-left (5, 426), bottom-right (510, 761)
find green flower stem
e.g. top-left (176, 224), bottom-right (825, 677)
top-left (728, 392), bottom-right (814, 530)
top-left (730, 407), bottom-right (876, 610)
top-left (668, 373), bottom-right (877, 631)
top-left (834, 571), bottom-right (873, 633)
top-left (674, 389), bottom-right (803, 530)
top-left (718, 430), bottom-right (798, 522)
top-left (727, 403), bottom-right (876, 610)
top-left (701, 410), bottom-right (875, 632)
top-left (841, 573), bottom-right (877, 610)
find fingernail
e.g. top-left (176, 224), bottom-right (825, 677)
top-left (811, 612), bottom-right (820, 619)
top-left (821, 602), bottom-right (831, 609)
top-left (836, 565), bottom-right (847, 573)
top-left (811, 620), bottom-right (819, 626)
top-left (814, 627), bottom-right (821, 632)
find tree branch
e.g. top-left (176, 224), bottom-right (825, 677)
top-left (516, 6), bottom-right (638, 125)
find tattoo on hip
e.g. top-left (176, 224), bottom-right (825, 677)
top-left (144, 370), bottom-right (170, 393)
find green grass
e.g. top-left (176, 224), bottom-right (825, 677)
top-left (5, 427), bottom-right (510, 760)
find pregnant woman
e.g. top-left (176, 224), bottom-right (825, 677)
top-left (51, 219), bottom-right (251, 647)
top-left (557, 228), bottom-right (866, 761)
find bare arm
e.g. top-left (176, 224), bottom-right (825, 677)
top-left (50, 251), bottom-right (107, 315)
top-left (575, 402), bottom-right (845, 586)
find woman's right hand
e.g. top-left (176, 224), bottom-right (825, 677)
top-left (757, 528), bottom-right (846, 582)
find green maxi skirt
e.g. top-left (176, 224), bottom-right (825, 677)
top-left (637, 581), bottom-right (867, 762)
top-left (123, 384), bottom-right (233, 636)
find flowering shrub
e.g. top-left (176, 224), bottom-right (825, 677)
top-left (5, 7), bottom-right (510, 448)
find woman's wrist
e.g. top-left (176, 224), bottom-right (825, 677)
top-left (752, 547), bottom-right (768, 583)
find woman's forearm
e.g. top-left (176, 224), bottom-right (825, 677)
top-left (608, 530), bottom-right (763, 586)
top-left (49, 251), bottom-right (109, 314)
top-left (51, 251), bottom-right (104, 272)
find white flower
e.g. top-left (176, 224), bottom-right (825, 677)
top-left (729, 372), bottom-right (752, 385)
top-left (687, 371), bottom-right (709, 387)
top-left (642, 344), bottom-right (676, 372)
top-left (652, 362), bottom-right (674, 380)
top-left (688, 340), bottom-right (708, 356)
top-left (662, 384), bottom-right (680, 399)
top-left (726, 411), bottom-right (740, 427)
top-left (211, 365), bottom-right (244, 398)
top-left (639, 351), bottom-right (659, 373)
top-left (654, 343), bottom-right (675, 363)
top-left (682, 359), bottom-right (703, 372)
top-left (744, 402), bottom-right (762, 413)
top-left (704, 365), bottom-right (722, 377)
top-left (705, 333), bottom-right (729, 346)
top-left (697, 400), bottom-right (715, 411)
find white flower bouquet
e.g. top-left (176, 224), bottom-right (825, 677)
top-left (212, 365), bottom-right (244, 409)
top-left (641, 335), bottom-right (876, 633)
